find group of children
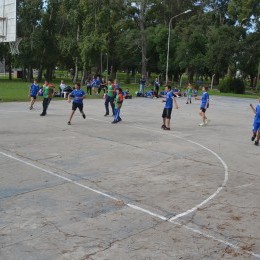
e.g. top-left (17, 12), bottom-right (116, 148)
top-left (161, 85), bottom-right (210, 130)
top-left (29, 80), bottom-right (260, 146)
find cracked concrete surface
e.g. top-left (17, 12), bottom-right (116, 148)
top-left (0, 96), bottom-right (259, 259)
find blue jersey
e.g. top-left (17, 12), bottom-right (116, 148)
top-left (201, 92), bottom-right (209, 108)
top-left (96, 79), bottom-right (101, 86)
top-left (254, 105), bottom-right (260, 123)
top-left (30, 84), bottom-right (40, 96)
top-left (71, 89), bottom-right (85, 104)
top-left (165, 91), bottom-right (174, 109)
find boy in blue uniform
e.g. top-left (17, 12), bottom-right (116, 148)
top-left (250, 98), bottom-right (260, 146)
top-left (29, 79), bottom-right (40, 110)
top-left (195, 86), bottom-right (210, 126)
top-left (67, 83), bottom-right (86, 125)
top-left (161, 85), bottom-right (179, 130)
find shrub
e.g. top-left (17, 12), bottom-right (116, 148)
top-left (218, 77), bottom-right (245, 94)
top-left (218, 77), bottom-right (233, 93)
top-left (232, 78), bottom-right (245, 94)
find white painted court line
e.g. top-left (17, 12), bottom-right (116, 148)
top-left (87, 117), bottom-right (229, 222)
top-left (1, 150), bottom-right (259, 258)
top-left (0, 151), bottom-right (120, 202)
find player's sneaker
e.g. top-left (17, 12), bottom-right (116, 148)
top-left (254, 140), bottom-right (259, 146)
top-left (199, 123), bottom-right (205, 126)
top-left (67, 121), bottom-right (71, 125)
top-left (29, 106), bottom-right (33, 110)
top-left (161, 124), bottom-right (166, 129)
top-left (82, 113), bottom-right (86, 119)
top-left (251, 135), bottom-right (256, 141)
top-left (164, 127), bottom-right (170, 130)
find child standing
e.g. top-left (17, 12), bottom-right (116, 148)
top-left (195, 86), bottom-right (210, 126)
top-left (67, 83), bottom-right (86, 125)
top-left (250, 98), bottom-right (260, 146)
top-left (161, 85), bottom-right (179, 130)
top-left (104, 80), bottom-right (115, 116)
top-left (112, 88), bottom-right (124, 124)
top-left (29, 79), bottom-right (40, 110)
top-left (40, 81), bottom-right (54, 116)
top-left (154, 78), bottom-right (160, 97)
top-left (186, 83), bottom-right (193, 104)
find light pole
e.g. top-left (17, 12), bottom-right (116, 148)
top-left (211, 74), bottom-right (215, 90)
top-left (105, 53), bottom-right (109, 83)
top-left (166, 9), bottom-right (192, 84)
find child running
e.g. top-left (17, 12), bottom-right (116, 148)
top-left (29, 79), bottom-right (40, 110)
top-left (112, 88), bottom-right (124, 124)
top-left (67, 82), bottom-right (86, 125)
top-left (161, 85), bottom-right (179, 130)
top-left (250, 98), bottom-right (260, 146)
top-left (195, 86), bottom-right (210, 126)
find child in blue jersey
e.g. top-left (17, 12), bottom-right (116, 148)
top-left (250, 98), bottom-right (260, 146)
top-left (195, 86), bottom-right (210, 126)
top-left (161, 85), bottom-right (179, 130)
top-left (67, 83), bottom-right (86, 125)
top-left (29, 79), bottom-right (40, 110)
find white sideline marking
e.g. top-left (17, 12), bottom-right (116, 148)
top-left (1, 151), bottom-right (259, 258)
top-left (127, 203), bottom-right (167, 221)
top-left (0, 151), bottom-right (119, 202)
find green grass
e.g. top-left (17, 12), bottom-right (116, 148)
top-left (208, 89), bottom-right (259, 99)
top-left (0, 79), bottom-right (259, 102)
top-left (0, 79), bottom-right (142, 102)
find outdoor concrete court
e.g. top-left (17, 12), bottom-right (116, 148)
top-left (0, 95), bottom-right (259, 260)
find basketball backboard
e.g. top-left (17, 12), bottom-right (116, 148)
top-left (0, 0), bottom-right (16, 42)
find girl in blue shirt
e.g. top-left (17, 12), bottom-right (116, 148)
top-left (67, 83), bottom-right (86, 125)
top-left (195, 86), bottom-right (210, 126)
top-left (250, 98), bottom-right (260, 146)
top-left (161, 85), bottom-right (179, 130)
top-left (29, 79), bottom-right (40, 110)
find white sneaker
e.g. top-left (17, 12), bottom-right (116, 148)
top-left (199, 123), bottom-right (205, 126)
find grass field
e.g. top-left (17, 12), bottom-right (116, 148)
top-left (0, 78), bottom-right (259, 102)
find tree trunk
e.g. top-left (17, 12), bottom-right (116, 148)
top-left (28, 65), bottom-right (33, 82)
top-left (8, 60), bottom-right (12, 80)
top-left (187, 67), bottom-right (194, 83)
top-left (73, 57), bottom-right (78, 84)
top-left (214, 73), bottom-right (220, 85)
top-left (22, 67), bottom-right (27, 81)
top-left (38, 65), bottom-right (43, 82)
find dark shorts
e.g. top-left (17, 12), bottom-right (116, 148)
top-left (162, 108), bottom-right (172, 119)
top-left (72, 102), bottom-right (83, 111)
top-left (253, 121), bottom-right (260, 132)
top-left (31, 95), bottom-right (37, 99)
top-left (200, 107), bottom-right (206, 113)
